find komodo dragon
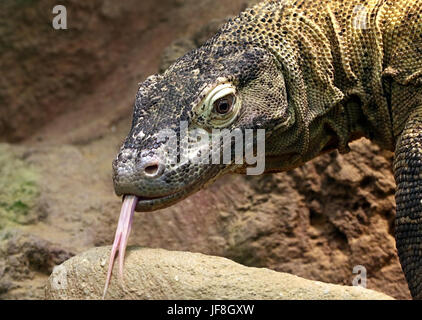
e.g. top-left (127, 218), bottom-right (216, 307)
top-left (107, 0), bottom-right (422, 299)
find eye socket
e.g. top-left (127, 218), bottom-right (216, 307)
top-left (213, 94), bottom-right (235, 114)
top-left (196, 82), bottom-right (240, 128)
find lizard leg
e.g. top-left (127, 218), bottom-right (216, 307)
top-left (394, 107), bottom-right (422, 299)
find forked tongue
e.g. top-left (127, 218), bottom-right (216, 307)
top-left (103, 195), bottom-right (138, 299)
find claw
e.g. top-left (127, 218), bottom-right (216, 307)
top-left (103, 195), bottom-right (138, 299)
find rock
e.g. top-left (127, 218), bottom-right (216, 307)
top-left (0, 229), bottom-right (74, 299)
top-left (0, 144), bottom-right (42, 228)
top-left (45, 246), bottom-right (393, 300)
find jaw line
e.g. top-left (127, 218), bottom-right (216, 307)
top-left (130, 166), bottom-right (227, 212)
top-left (133, 188), bottom-right (191, 212)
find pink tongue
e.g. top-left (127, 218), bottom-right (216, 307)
top-left (103, 195), bottom-right (138, 299)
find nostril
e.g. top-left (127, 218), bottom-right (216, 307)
top-left (138, 156), bottom-right (164, 178)
top-left (144, 164), bottom-right (159, 176)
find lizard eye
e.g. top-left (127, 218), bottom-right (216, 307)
top-left (214, 94), bottom-right (235, 114)
top-left (196, 82), bottom-right (241, 128)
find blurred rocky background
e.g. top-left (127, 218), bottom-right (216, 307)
top-left (0, 0), bottom-right (410, 299)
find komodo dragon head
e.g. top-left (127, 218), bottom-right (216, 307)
top-left (111, 0), bottom-right (348, 213)
top-left (112, 41), bottom-right (293, 211)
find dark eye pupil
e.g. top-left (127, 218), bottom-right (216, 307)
top-left (219, 101), bottom-right (229, 112)
top-left (214, 95), bottom-right (234, 114)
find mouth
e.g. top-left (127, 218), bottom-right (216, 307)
top-left (115, 167), bottom-right (225, 212)
top-left (103, 168), bottom-right (225, 298)
top-left (132, 189), bottom-right (191, 212)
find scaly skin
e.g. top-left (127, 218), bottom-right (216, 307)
top-left (112, 0), bottom-right (422, 298)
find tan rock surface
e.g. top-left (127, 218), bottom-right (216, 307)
top-left (45, 246), bottom-right (393, 300)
